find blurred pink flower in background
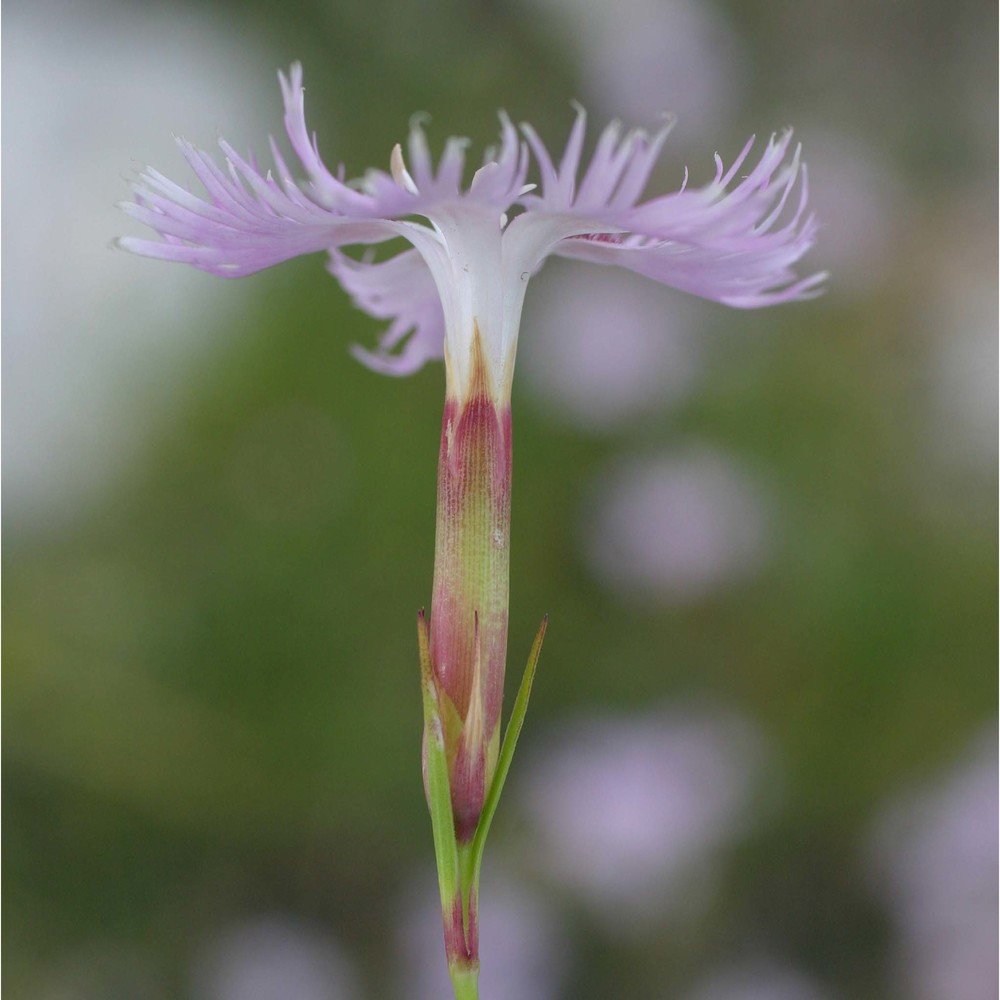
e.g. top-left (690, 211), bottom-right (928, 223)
top-left (867, 728), bottom-right (998, 1000)
top-left (681, 961), bottom-right (833, 1000)
top-left (868, 727), bottom-right (998, 1000)
top-left (521, 262), bottom-right (706, 430)
top-left (395, 868), bottom-right (571, 1000)
top-left (190, 915), bottom-right (361, 1000)
top-left (517, 708), bottom-right (769, 931)
top-left (517, 0), bottom-right (747, 144)
top-left (582, 447), bottom-right (772, 605)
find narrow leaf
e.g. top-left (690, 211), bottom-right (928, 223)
top-left (468, 615), bottom-right (547, 888)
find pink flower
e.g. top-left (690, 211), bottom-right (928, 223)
top-left (120, 63), bottom-right (823, 404)
top-left (119, 67), bottom-right (822, 991)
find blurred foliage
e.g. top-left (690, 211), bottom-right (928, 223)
top-left (3, 0), bottom-right (996, 997)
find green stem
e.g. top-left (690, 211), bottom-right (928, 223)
top-left (449, 963), bottom-right (480, 1000)
top-left (420, 614), bottom-right (547, 1000)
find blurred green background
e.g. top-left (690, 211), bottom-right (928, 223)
top-left (3, 0), bottom-right (996, 998)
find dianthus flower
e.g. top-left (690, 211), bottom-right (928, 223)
top-left (120, 63), bottom-right (822, 1000)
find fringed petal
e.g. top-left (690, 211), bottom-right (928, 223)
top-left (118, 65), bottom-right (406, 276)
top-left (118, 132), bottom-right (396, 277)
top-left (517, 113), bottom-right (823, 308)
top-left (329, 248), bottom-right (446, 376)
top-left (277, 63), bottom-right (372, 214)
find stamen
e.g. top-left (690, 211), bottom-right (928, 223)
top-left (390, 143), bottom-right (419, 194)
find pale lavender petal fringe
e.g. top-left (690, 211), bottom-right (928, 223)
top-left (119, 63), bottom-right (824, 374)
